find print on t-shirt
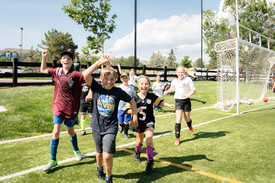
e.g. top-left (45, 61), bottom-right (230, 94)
top-left (97, 95), bottom-right (115, 116)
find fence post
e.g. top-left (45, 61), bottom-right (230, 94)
top-left (206, 69), bottom-right (209, 80)
top-left (164, 66), bottom-right (167, 81)
top-left (142, 65), bottom-right (146, 75)
top-left (12, 58), bottom-right (18, 87)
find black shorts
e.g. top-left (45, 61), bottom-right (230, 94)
top-left (79, 101), bottom-right (93, 115)
top-left (135, 121), bottom-right (155, 133)
top-left (93, 132), bottom-right (116, 154)
top-left (175, 98), bottom-right (192, 112)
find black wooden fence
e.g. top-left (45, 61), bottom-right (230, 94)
top-left (0, 58), bottom-right (217, 87)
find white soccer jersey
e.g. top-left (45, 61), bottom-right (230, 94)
top-left (171, 76), bottom-right (196, 99)
top-left (152, 81), bottom-right (164, 98)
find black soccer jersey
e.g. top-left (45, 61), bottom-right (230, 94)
top-left (133, 92), bottom-right (163, 123)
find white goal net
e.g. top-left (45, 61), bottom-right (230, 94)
top-left (214, 38), bottom-right (275, 112)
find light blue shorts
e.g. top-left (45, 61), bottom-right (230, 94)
top-left (118, 110), bottom-right (131, 124)
top-left (53, 115), bottom-right (79, 127)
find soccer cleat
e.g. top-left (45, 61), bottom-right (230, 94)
top-left (74, 150), bottom-right (82, 161)
top-left (188, 126), bottom-right (193, 133)
top-left (97, 167), bottom-right (105, 181)
top-left (118, 126), bottom-right (124, 133)
top-left (145, 160), bottom-right (154, 173)
top-left (124, 134), bottom-right (129, 140)
top-left (175, 138), bottom-right (180, 146)
top-left (80, 131), bottom-right (87, 136)
top-left (105, 175), bottom-right (113, 183)
top-left (43, 160), bottom-right (58, 171)
top-left (135, 153), bottom-right (141, 163)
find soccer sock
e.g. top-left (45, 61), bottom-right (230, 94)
top-left (146, 146), bottom-right (154, 161)
top-left (124, 124), bottom-right (129, 135)
top-left (120, 123), bottom-right (125, 128)
top-left (70, 134), bottom-right (79, 151)
top-left (81, 119), bottom-right (86, 131)
top-left (187, 119), bottom-right (192, 127)
top-left (135, 144), bottom-right (142, 154)
top-left (175, 123), bottom-right (181, 139)
top-left (50, 138), bottom-right (59, 161)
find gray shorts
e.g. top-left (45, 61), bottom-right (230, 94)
top-left (93, 132), bottom-right (116, 154)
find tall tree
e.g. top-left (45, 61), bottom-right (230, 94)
top-left (149, 51), bottom-right (166, 68)
top-left (39, 29), bottom-right (78, 61)
top-left (193, 58), bottom-right (205, 68)
top-left (180, 56), bottom-right (192, 68)
top-left (166, 49), bottom-right (177, 69)
top-left (63, 0), bottom-right (117, 54)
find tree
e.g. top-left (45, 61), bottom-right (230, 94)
top-left (26, 46), bottom-right (41, 63)
top-left (63, 0), bottom-right (117, 54)
top-left (39, 29), bottom-right (78, 61)
top-left (193, 58), bottom-right (205, 68)
top-left (149, 51), bottom-right (166, 68)
top-left (180, 56), bottom-right (192, 68)
top-left (165, 49), bottom-right (177, 69)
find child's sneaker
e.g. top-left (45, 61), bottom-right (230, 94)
top-left (80, 131), bottom-right (86, 136)
top-left (175, 138), bottom-right (180, 146)
top-left (124, 134), bottom-right (129, 140)
top-left (145, 160), bottom-right (154, 173)
top-left (43, 160), bottom-right (58, 171)
top-left (74, 150), bottom-right (82, 161)
top-left (135, 153), bottom-right (141, 163)
top-left (97, 167), bottom-right (105, 181)
top-left (188, 126), bottom-right (193, 133)
top-left (105, 175), bottom-right (113, 183)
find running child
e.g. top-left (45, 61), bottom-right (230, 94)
top-left (82, 56), bottom-right (138, 183)
top-left (164, 66), bottom-right (196, 146)
top-left (152, 75), bottom-right (164, 112)
top-left (40, 50), bottom-right (86, 171)
top-left (128, 68), bottom-right (138, 87)
top-left (126, 75), bottom-right (174, 173)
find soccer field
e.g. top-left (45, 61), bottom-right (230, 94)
top-left (1, 82), bottom-right (275, 182)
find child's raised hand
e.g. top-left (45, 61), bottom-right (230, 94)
top-left (42, 50), bottom-right (48, 57)
top-left (98, 54), bottom-right (112, 65)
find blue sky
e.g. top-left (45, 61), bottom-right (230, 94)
top-left (0, 0), bottom-right (227, 63)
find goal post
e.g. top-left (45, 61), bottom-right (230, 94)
top-left (214, 38), bottom-right (275, 112)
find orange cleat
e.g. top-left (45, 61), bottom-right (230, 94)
top-left (175, 138), bottom-right (180, 146)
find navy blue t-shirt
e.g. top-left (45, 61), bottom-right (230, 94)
top-left (90, 78), bottom-right (132, 134)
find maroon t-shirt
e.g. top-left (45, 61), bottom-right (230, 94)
top-left (48, 67), bottom-right (86, 120)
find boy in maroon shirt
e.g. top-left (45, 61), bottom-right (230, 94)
top-left (40, 50), bottom-right (86, 171)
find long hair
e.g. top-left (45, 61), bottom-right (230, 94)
top-left (176, 66), bottom-right (195, 78)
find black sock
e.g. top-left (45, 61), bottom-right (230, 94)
top-left (120, 123), bottom-right (125, 128)
top-left (175, 123), bottom-right (181, 138)
top-left (124, 124), bottom-right (129, 135)
top-left (187, 119), bottom-right (192, 128)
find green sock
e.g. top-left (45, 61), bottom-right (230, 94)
top-left (81, 119), bottom-right (86, 131)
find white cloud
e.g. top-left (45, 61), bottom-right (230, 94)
top-left (108, 13), bottom-right (201, 62)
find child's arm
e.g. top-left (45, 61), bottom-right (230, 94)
top-left (40, 50), bottom-right (48, 74)
top-left (85, 88), bottom-right (93, 102)
top-left (159, 101), bottom-right (175, 109)
top-left (117, 63), bottom-right (122, 74)
top-left (129, 98), bottom-right (138, 129)
top-left (182, 90), bottom-right (196, 99)
top-left (164, 88), bottom-right (173, 95)
top-left (82, 54), bottom-right (112, 86)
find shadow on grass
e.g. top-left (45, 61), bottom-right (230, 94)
top-left (114, 153), bottom-right (213, 182)
top-left (191, 98), bottom-right (207, 104)
top-left (46, 156), bottom-right (96, 174)
top-left (181, 131), bottom-right (229, 144)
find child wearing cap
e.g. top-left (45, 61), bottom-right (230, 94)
top-left (40, 50), bottom-right (86, 171)
top-left (117, 71), bottom-right (136, 139)
top-left (163, 79), bottom-right (172, 93)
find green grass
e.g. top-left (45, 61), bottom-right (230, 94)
top-left (1, 80), bottom-right (275, 182)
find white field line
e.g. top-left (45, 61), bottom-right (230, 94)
top-left (1, 104), bottom-right (274, 181)
top-left (0, 106), bottom-right (210, 145)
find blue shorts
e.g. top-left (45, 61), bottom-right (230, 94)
top-left (53, 115), bottom-right (79, 127)
top-left (118, 110), bottom-right (131, 124)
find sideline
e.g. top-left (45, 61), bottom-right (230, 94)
top-left (1, 104), bottom-right (274, 181)
top-left (120, 148), bottom-right (243, 183)
top-left (0, 106), bottom-right (211, 145)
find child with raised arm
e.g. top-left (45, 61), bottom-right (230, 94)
top-left (40, 50), bottom-right (86, 171)
top-left (82, 56), bottom-right (138, 183)
top-left (164, 66), bottom-right (196, 146)
top-left (126, 75), bottom-right (174, 173)
top-left (152, 75), bottom-right (164, 112)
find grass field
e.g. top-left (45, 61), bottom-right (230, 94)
top-left (1, 80), bottom-right (275, 183)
